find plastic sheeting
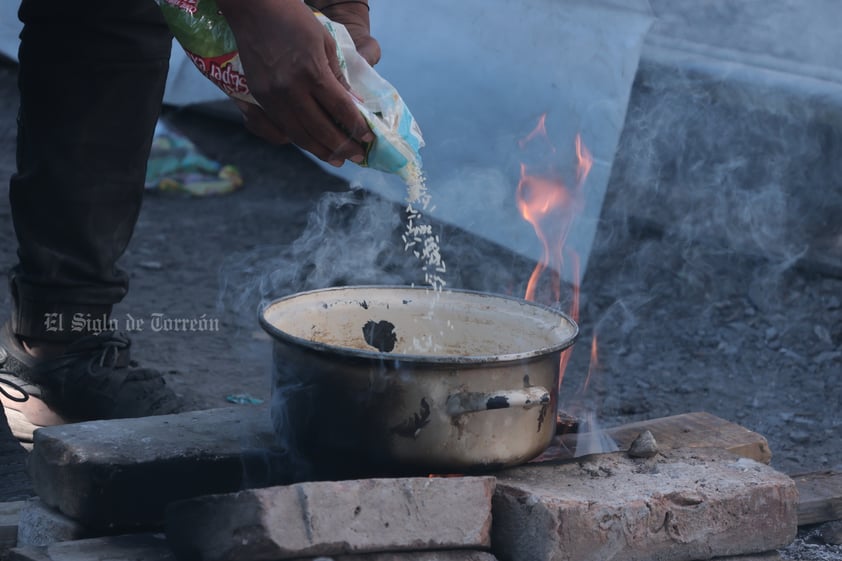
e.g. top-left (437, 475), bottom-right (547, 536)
top-left (0, 0), bottom-right (653, 282)
top-left (0, 0), bottom-right (19, 61)
top-left (324, 0), bottom-right (654, 283)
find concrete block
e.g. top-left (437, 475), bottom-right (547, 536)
top-left (26, 407), bottom-right (283, 530)
top-left (7, 533), bottom-right (174, 561)
top-left (492, 448), bottom-right (798, 561)
top-left (166, 476), bottom-right (495, 561)
top-left (15, 500), bottom-right (91, 548)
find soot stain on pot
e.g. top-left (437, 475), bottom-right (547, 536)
top-left (390, 397), bottom-right (431, 438)
top-left (486, 396), bottom-right (510, 409)
top-left (363, 320), bottom-right (397, 352)
top-left (537, 403), bottom-right (548, 433)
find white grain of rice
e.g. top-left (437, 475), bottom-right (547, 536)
top-left (403, 162), bottom-right (447, 292)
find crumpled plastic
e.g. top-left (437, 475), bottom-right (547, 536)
top-left (322, 12), bottom-right (425, 180)
top-left (155, 0), bottom-right (424, 180)
top-left (145, 119), bottom-right (243, 196)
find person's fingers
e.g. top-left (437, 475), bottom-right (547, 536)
top-left (253, 84), bottom-right (357, 166)
top-left (284, 95), bottom-right (366, 166)
top-left (314, 39), bottom-right (374, 149)
top-left (318, 36), bottom-right (374, 148)
top-left (247, 63), bottom-right (365, 166)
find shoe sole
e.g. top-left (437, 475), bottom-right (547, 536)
top-left (1, 391), bottom-right (68, 444)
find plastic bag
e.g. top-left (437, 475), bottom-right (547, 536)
top-left (156, 0), bottom-right (424, 180)
top-left (145, 119), bottom-right (243, 196)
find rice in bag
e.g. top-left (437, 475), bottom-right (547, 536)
top-left (156, 0), bottom-right (425, 180)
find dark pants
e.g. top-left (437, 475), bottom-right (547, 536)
top-left (9, 0), bottom-right (172, 342)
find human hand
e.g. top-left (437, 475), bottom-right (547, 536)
top-left (315, 1), bottom-right (381, 66)
top-left (217, 0), bottom-right (373, 167)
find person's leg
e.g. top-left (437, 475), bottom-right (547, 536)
top-left (10, 0), bottom-right (172, 345)
top-left (0, 0), bottom-right (180, 440)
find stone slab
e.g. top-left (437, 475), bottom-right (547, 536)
top-left (711, 555), bottom-right (781, 561)
top-left (26, 407), bottom-right (282, 529)
top-left (814, 519), bottom-right (842, 545)
top-left (6, 534), bottom-right (496, 561)
top-left (7, 533), bottom-right (175, 561)
top-left (15, 500), bottom-right (91, 548)
top-left (0, 501), bottom-right (24, 552)
top-left (492, 447), bottom-right (798, 561)
top-left (166, 476), bottom-right (495, 561)
top-left (303, 554), bottom-right (497, 561)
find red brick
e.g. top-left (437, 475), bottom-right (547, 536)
top-left (492, 448), bottom-right (798, 561)
top-left (166, 477), bottom-right (495, 561)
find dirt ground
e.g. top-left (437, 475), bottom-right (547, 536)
top-left (1, 54), bottom-right (841, 558)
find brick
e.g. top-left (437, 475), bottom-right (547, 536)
top-left (7, 533), bottom-right (174, 561)
top-left (541, 412), bottom-right (772, 464)
top-left (166, 476), bottom-right (495, 561)
top-left (15, 500), bottom-right (91, 548)
top-left (26, 407), bottom-right (283, 529)
top-left (492, 448), bottom-right (798, 561)
top-left (792, 470), bottom-right (842, 525)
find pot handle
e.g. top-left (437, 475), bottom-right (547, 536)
top-left (446, 386), bottom-right (551, 417)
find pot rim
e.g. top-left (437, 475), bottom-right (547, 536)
top-left (258, 285), bottom-right (579, 365)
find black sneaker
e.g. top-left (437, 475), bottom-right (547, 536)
top-left (0, 323), bottom-right (182, 445)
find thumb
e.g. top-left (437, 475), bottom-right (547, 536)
top-left (355, 37), bottom-right (381, 66)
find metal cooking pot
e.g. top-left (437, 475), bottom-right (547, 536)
top-left (259, 286), bottom-right (578, 477)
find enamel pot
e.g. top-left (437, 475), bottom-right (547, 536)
top-left (259, 286), bottom-right (578, 478)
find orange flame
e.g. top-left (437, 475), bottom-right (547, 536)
top-left (517, 116), bottom-right (592, 304)
top-left (582, 333), bottom-right (599, 393)
top-left (516, 115), bottom-right (593, 386)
